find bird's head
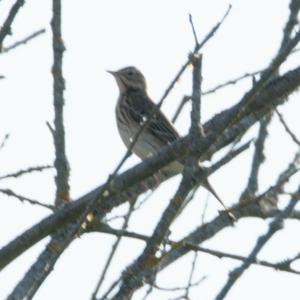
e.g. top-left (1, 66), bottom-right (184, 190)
top-left (107, 66), bottom-right (147, 93)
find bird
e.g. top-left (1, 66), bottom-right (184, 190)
top-left (108, 66), bottom-right (232, 215)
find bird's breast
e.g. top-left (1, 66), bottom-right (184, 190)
top-left (115, 98), bottom-right (157, 160)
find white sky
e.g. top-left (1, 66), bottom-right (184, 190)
top-left (0, 0), bottom-right (300, 299)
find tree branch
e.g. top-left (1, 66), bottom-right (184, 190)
top-left (2, 28), bottom-right (45, 53)
top-left (51, 0), bottom-right (70, 206)
top-left (0, 0), bottom-right (25, 51)
top-left (1, 64), bottom-right (300, 274)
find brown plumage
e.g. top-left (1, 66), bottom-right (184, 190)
top-left (108, 66), bottom-right (233, 217)
top-left (108, 66), bottom-right (182, 176)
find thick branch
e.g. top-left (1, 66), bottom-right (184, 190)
top-left (51, 0), bottom-right (70, 205)
top-left (0, 66), bottom-right (300, 272)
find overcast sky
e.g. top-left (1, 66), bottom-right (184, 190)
top-left (0, 0), bottom-right (300, 299)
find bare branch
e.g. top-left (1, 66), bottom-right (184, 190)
top-left (7, 227), bottom-right (76, 300)
top-left (183, 251), bottom-right (199, 299)
top-left (0, 133), bottom-right (9, 150)
top-left (194, 4), bottom-right (232, 52)
top-left (6, 3), bottom-right (68, 299)
top-left (2, 3), bottom-right (300, 298)
top-left (207, 28), bottom-right (300, 161)
top-left (0, 0), bottom-right (25, 51)
top-left (190, 54), bottom-right (202, 132)
top-left (90, 223), bottom-right (300, 276)
top-left (1, 64), bottom-right (300, 275)
top-left (104, 189), bottom-right (157, 223)
top-left (0, 165), bottom-right (52, 180)
top-left (215, 196), bottom-right (299, 300)
top-left (46, 121), bottom-right (55, 137)
top-left (151, 275), bottom-right (206, 299)
top-left (209, 139), bottom-right (253, 174)
top-left (113, 4), bottom-right (232, 178)
top-left (2, 28), bottom-right (46, 53)
top-left (0, 189), bottom-right (54, 210)
top-left (188, 14), bottom-right (199, 46)
top-left (172, 95), bottom-right (191, 123)
top-left (99, 278), bottom-right (121, 300)
top-left (280, 0), bottom-right (300, 50)
top-left (255, 147), bottom-right (300, 211)
top-left (240, 113), bottom-right (272, 202)
top-left (92, 198), bottom-right (137, 300)
top-left (203, 70), bottom-right (262, 95)
top-left (142, 150), bottom-right (300, 285)
top-left (111, 54), bottom-right (206, 299)
top-left (51, 0), bottom-right (70, 206)
top-left (203, 11), bottom-right (300, 98)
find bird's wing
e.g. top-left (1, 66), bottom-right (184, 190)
top-left (124, 90), bottom-right (180, 145)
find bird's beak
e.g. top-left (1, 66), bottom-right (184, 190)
top-left (106, 70), bottom-right (116, 76)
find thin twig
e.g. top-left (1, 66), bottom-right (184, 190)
top-left (240, 114), bottom-right (272, 202)
top-left (152, 275), bottom-right (206, 293)
top-left (92, 199), bottom-right (137, 299)
top-left (133, 188), bottom-right (158, 210)
top-left (203, 70), bottom-right (262, 95)
top-left (0, 189), bottom-right (54, 210)
top-left (195, 5), bottom-right (232, 51)
top-left (174, 187), bottom-right (198, 221)
top-left (215, 196), bottom-right (299, 300)
top-left (203, 1), bottom-right (299, 99)
top-left (184, 251), bottom-right (199, 299)
top-left (172, 96), bottom-right (191, 123)
top-left (0, 133), bottom-right (9, 150)
top-left (0, 0), bottom-right (25, 51)
top-left (0, 165), bottom-right (53, 180)
top-left (211, 28), bottom-right (300, 158)
top-left (105, 188), bottom-right (158, 223)
top-left (204, 33), bottom-right (300, 97)
top-left (91, 224), bottom-right (300, 276)
top-left (141, 284), bottom-right (154, 300)
top-left (97, 278), bottom-right (121, 300)
top-left (252, 148), bottom-right (300, 210)
top-left (2, 28), bottom-right (46, 53)
top-left (208, 139), bottom-right (253, 174)
top-left (188, 14), bottom-right (199, 45)
top-left (183, 240), bottom-right (300, 275)
top-left (46, 121), bottom-right (55, 136)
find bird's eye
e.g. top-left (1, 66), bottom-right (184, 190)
top-left (127, 70), bottom-right (134, 76)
